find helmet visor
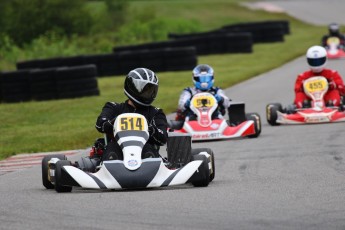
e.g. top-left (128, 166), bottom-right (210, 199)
top-left (307, 57), bottom-right (326, 67)
top-left (139, 83), bottom-right (158, 102)
top-left (193, 75), bottom-right (213, 83)
top-left (125, 77), bottom-right (158, 105)
top-left (329, 24), bottom-right (339, 31)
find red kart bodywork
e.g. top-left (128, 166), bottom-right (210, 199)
top-left (170, 92), bottom-right (260, 141)
top-left (327, 49), bottom-right (345, 59)
top-left (325, 37), bottom-right (345, 59)
top-left (276, 107), bottom-right (345, 124)
top-left (267, 76), bottom-right (345, 125)
top-left (173, 118), bottom-right (256, 141)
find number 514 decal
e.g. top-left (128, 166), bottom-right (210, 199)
top-left (120, 117), bottom-right (144, 131)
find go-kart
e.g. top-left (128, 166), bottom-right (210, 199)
top-left (168, 92), bottom-right (261, 141)
top-left (324, 37), bottom-right (345, 59)
top-left (266, 76), bottom-right (345, 125)
top-left (41, 113), bottom-right (215, 193)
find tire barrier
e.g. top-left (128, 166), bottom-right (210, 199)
top-left (0, 65), bottom-right (99, 103)
top-left (0, 70), bottom-right (31, 103)
top-left (56, 65), bottom-right (99, 99)
top-left (16, 47), bottom-right (198, 77)
top-left (16, 54), bottom-right (115, 77)
top-left (118, 46), bottom-right (198, 73)
top-left (113, 33), bottom-right (253, 55)
top-left (30, 68), bottom-right (59, 101)
top-left (17, 55), bottom-right (86, 70)
top-left (163, 47), bottom-right (198, 71)
top-left (112, 47), bottom-right (198, 74)
top-left (221, 20), bottom-right (288, 43)
top-left (168, 20), bottom-right (289, 44)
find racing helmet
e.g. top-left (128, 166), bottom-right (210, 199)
top-left (192, 64), bottom-right (214, 91)
top-left (124, 68), bottom-right (159, 106)
top-left (306, 45), bottom-right (327, 73)
top-left (329, 23), bottom-right (340, 36)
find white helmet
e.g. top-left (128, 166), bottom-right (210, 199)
top-left (306, 45), bottom-right (327, 73)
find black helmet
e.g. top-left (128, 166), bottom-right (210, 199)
top-left (329, 23), bottom-right (340, 36)
top-left (124, 68), bottom-right (159, 106)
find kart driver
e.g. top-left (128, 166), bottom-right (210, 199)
top-left (95, 68), bottom-right (168, 160)
top-left (321, 23), bottom-right (345, 50)
top-left (175, 64), bottom-right (231, 121)
top-left (293, 45), bottom-right (345, 109)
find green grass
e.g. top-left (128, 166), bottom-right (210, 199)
top-left (0, 1), bottom-right (325, 159)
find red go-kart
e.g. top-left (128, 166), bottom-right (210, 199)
top-left (168, 92), bottom-right (261, 141)
top-left (325, 37), bottom-right (345, 59)
top-left (266, 76), bottom-right (345, 125)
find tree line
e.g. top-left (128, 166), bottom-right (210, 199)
top-left (0, 0), bottom-right (127, 46)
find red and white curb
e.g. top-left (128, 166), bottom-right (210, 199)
top-left (0, 150), bottom-right (80, 175)
top-left (241, 2), bottom-right (285, 13)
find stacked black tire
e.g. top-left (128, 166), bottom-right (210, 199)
top-left (16, 47), bottom-right (198, 77)
top-left (220, 20), bottom-right (289, 43)
top-left (111, 46), bottom-right (197, 74)
top-left (0, 65), bottom-right (99, 103)
top-left (0, 70), bottom-right (31, 103)
top-left (168, 20), bottom-right (290, 44)
top-left (113, 33), bottom-right (253, 55)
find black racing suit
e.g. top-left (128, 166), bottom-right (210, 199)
top-left (95, 100), bottom-right (168, 160)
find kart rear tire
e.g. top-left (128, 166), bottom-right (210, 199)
top-left (191, 148), bottom-right (215, 182)
top-left (55, 160), bottom-right (73, 193)
top-left (190, 154), bottom-right (210, 187)
top-left (245, 112), bottom-right (261, 138)
top-left (41, 154), bottom-right (66, 189)
top-left (266, 103), bottom-right (282, 126)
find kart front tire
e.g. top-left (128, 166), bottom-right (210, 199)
top-left (55, 160), bottom-right (73, 193)
top-left (41, 154), bottom-right (66, 189)
top-left (266, 103), bottom-right (281, 126)
top-left (191, 148), bottom-right (215, 182)
top-left (245, 112), bottom-right (261, 138)
top-left (190, 154), bottom-right (210, 187)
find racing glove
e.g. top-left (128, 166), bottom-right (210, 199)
top-left (184, 99), bottom-right (191, 109)
top-left (175, 109), bottom-right (186, 121)
top-left (214, 94), bottom-right (224, 104)
top-left (328, 81), bottom-right (337, 90)
top-left (101, 119), bottom-right (114, 133)
top-left (338, 84), bottom-right (345, 95)
top-left (148, 119), bottom-right (157, 135)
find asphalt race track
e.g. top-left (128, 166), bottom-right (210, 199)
top-left (249, 0), bottom-right (345, 26)
top-left (1, 1), bottom-right (345, 230)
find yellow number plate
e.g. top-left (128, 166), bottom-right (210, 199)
top-left (304, 79), bottom-right (327, 93)
top-left (119, 116), bottom-right (144, 131)
top-left (192, 95), bottom-right (215, 108)
top-left (327, 37), bottom-right (340, 45)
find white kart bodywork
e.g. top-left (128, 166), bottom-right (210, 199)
top-left (51, 113), bottom-right (205, 190)
top-left (61, 159), bottom-right (202, 189)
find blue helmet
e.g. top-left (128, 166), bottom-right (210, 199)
top-left (192, 64), bottom-right (214, 91)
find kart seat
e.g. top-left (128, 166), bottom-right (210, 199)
top-left (227, 102), bottom-right (246, 125)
